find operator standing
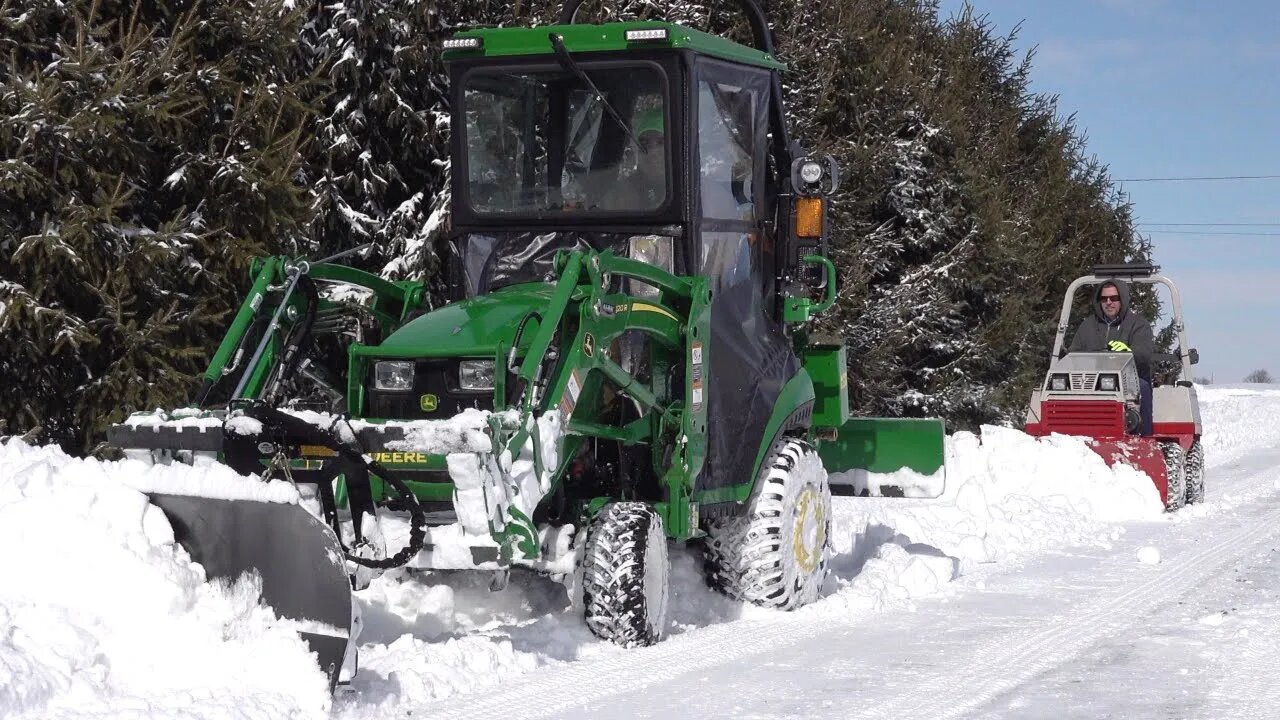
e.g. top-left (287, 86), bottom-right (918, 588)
top-left (1067, 279), bottom-right (1156, 435)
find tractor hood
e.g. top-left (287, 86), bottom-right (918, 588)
top-left (378, 283), bottom-right (555, 357)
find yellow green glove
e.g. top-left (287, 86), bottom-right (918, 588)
top-left (1108, 340), bottom-right (1131, 352)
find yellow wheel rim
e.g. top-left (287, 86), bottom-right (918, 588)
top-left (793, 486), bottom-right (825, 574)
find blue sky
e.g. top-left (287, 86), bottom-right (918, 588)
top-left (936, 0), bottom-right (1280, 382)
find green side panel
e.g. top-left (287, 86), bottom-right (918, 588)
top-left (692, 370), bottom-right (815, 505)
top-left (445, 21), bottom-right (787, 71)
top-left (801, 341), bottom-right (849, 428)
top-left (818, 418), bottom-right (946, 476)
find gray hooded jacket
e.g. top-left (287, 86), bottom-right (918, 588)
top-left (1066, 279), bottom-right (1155, 379)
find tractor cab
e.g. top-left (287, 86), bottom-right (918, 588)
top-left (441, 11), bottom-right (832, 308)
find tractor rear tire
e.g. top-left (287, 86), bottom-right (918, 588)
top-left (1184, 441), bottom-right (1205, 505)
top-left (703, 438), bottom-right (832, 610)
top-left (1159, 442), bottom-right (1186, 513)
top-left (581, 502), bottom-right (669, 648)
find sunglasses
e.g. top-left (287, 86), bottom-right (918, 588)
top-left (1100, 294), bottom-right (1121, 303)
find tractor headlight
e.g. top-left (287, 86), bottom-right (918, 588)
top-left (1048, 373), bottom-right (1069, 391)
top-left (799, 160), bottom-right (824, 185)
top-left (1096, 374), bottom-right (1119, 392)
top-left (458, 360), bottom-right (496, 391)
top-left (627, 235), bottom-right (674, 299)
top-left (374, 360), bottom-right (415, 390)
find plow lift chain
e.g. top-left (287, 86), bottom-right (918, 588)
top-left (222, 404), bottom-right (426, 570)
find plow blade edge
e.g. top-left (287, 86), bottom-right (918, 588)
top-left (150, 494), bottom-right (353, 690)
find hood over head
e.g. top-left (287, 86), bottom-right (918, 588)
top-left (1093, 279), bottom-right (1131, 324)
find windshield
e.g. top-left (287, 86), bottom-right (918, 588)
top-left (463, 64), bottom-right (670, 217)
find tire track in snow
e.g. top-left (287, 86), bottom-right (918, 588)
top-left (413, 611), bottom-right (826, 720)
top-left (852, 483), bottom-right (1280, 720)
top-left (1204, 612), bottom-right (1280, 719)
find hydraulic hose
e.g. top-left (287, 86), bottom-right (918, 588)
top-left (226, 405), bottom-right (427, 570)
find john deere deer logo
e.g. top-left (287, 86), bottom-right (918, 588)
top-left (420, 394), bottom-right (439, 412)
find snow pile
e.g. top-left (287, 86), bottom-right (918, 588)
top-left (0, 439), bottom-right (330, 720)
top-left (1195, 384), bottom-right (1280, 466)
top-left (817, 425), bottom-right (1164, 614)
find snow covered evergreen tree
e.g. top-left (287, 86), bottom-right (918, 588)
top-left (0, 0), bottom-right (314, 449)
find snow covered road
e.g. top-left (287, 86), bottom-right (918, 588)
top-left (5, 385), bottom-right (1280, 719)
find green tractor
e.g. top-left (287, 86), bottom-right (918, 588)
top-left (108, 0), bottom-right (946, 690)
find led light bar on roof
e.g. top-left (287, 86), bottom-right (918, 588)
top-left (443, 36), bottom-right (483, 50)
top-left (625, 28), bottom-right (669, 42)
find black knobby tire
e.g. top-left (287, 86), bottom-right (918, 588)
top-left (1184, 441), bottom-right (1205, 505)
top-left (1160, 442), bottom-right (1186, 513)
top-left (703, 438), bottom-right (833, 610)
top-left (581, 502), bottom-right (669, 648)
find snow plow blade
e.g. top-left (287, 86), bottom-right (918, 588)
top-left (1084, 438), bottom-right (1171, 506)
top-left (149, 493), bottom-right (353, 691)
top-left (819, 418), bottom-right (946, 498)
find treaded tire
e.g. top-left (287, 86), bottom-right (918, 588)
top-left (1184, 441), bottom-right (1205, 505)
top-left (703, 438), bottom-right (832, 610)
top-left (1159, 442), bottom-right (1186, 513)
top-left (582, 502), bottom-right (669, 647)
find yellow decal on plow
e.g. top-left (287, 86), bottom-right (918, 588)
top-left (299, 445), bottom-right (338, 458)
top-left (369, 452), bottom-right (431, 464)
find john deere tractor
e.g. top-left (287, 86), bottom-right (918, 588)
top-left (108, 0), bottom-right (946, 689)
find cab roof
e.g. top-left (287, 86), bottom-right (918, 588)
top-left (442, 20), bottom-right (787, 71)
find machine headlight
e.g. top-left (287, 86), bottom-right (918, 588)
top-left (1048, 374), bottom-right (1069, 391)
top-left (374, 360), bottom-right (415, 390)
top-left (1096, 374), bottom-right (1119, 392)
top-left (799, 160), bottom-right (824, 184)
top-left (458, 360), bottom-right (496, 391)
top-left (627, 235), bottom-right (674, 299)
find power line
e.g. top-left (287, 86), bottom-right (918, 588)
top-left (1116, 174), bottom-right (1280, 182)
top-left (1140, 222), bottom-right (1280, 227)
top-left (1142, 229), bottom-right (1280, 236)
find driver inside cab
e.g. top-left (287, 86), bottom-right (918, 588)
top-left (599, 106), bottom-right (666, 210)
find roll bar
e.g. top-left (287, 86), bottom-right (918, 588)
top-left (1051, 273), bottom-right (1194, 379)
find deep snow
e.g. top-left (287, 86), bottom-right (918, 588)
top-left (2, 384), bottom-right (1276, 719)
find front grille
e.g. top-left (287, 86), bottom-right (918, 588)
top-left (1043, 400), bottom-right (1124, 437)
top-left (367, 358), bottom-right (495, 419)
top-left (1069, 372), bottom-right (1098, 391)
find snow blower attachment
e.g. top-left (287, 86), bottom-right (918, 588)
top-left (1025, 263), bottom-right (1204, 511)
top-left (107, 0), bottom-right (947, 689)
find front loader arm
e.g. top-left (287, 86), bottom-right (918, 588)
top-left (504, 249), bottom-right (711, 540)
top-left (197, 256), bottom-right (427, 408)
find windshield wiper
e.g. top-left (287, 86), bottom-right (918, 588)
top-left (548, 32), bottom-right (641, 150)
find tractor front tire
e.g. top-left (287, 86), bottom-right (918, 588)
top-left (1184, 441), bottom-right (1205, 505)
top-left (703, 438), bottom-right (832, 610)
top-left (581, 502), bottom-right (669, 648)
top-left (1160, 442), bottom-right (1186, 513)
